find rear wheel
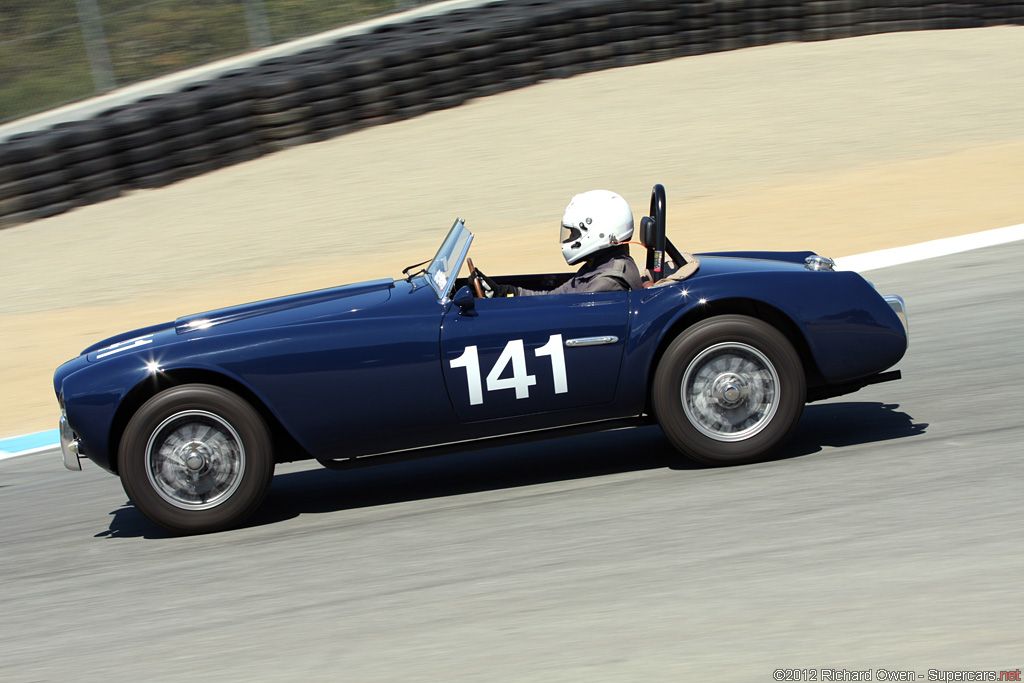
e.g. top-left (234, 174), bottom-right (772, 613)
top-left (118, 384), bottom-right (274, 534)
top-left (652, 315), bottom-right (805, 465)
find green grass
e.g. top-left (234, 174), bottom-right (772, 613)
top-left (0, 0), bottom-right (435, 125)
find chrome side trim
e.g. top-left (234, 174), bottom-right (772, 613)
top-left (565, 336), bottom-right (619, 347)
top-left (317, 416), bottom-right (655, 470)
top-left (60, 414), bottom-right (82, 471)
top-left (883, 294), bottom-right (909, 345)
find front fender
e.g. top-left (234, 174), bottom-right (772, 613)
top-left (58, 336), bottom-right (292, 474)
top-left (59, 353), bottom-right (157, 473)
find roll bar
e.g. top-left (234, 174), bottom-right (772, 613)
top-left (643, 184), bottom-right (687, 283)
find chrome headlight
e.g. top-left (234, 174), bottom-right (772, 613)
top-left (805, 255), bottom-right (836, 271)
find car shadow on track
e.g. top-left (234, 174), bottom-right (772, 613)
top-left (101, 401), bottom-right (925, 538)
top-left (784, 400), bottom-right (927, 456)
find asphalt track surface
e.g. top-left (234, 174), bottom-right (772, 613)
top-left (2, 240), bottom-right (1021, 682)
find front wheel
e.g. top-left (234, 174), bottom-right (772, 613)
top-left (652, 315), bottom-right (805, 466)
top-left (118, 384), bottom-right (275, 534)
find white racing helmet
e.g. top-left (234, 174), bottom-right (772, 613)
top-left (559, 190), bottom-right (634, 265)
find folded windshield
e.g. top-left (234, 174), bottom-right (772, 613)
top-left (425, 218), bottom-right (474, 302)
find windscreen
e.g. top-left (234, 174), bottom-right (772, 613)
top-left (426, 218), bottom-right (473, 301)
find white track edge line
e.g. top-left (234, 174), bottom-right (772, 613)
top-left (0, 445), bottom-right (60, 461)
top-left (834, 224), bottom-right (1024, 272)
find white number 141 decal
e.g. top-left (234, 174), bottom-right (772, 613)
top-left (449, 334), bottom-right (568, 405)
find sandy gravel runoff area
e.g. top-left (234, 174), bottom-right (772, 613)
top-left (1, 26), bottom-right (1022, 438)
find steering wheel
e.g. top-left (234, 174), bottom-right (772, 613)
top-left (466, 258), bottom-right (484, 298)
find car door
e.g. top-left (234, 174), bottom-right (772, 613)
top-left (440, 290), bottom-right (630, 422)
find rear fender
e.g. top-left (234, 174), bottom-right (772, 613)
top-left (620, 271), bottom-right (906, 412)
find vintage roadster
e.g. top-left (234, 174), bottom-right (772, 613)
top-left (54, 185), bottom-right (908, 534)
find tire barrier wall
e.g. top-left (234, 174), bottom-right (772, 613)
top-left (1, 0), bottom-right (1022, 229)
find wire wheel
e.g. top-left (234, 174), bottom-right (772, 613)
top-left (145, 410), bottom-right (246, 510)
top-left (681, 342), bottom-right (780, 442)
top-left (653, 315), bottom-right (805, 465)
top-left (119, 384), bottom-right (274, 534)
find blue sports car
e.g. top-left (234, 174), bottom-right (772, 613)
top-left (54, 185), bottom-right (908, 534)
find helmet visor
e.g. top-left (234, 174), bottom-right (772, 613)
top-left (560, 222), bottom-right (582, 244)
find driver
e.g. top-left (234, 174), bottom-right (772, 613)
top-left (479, 190), bottom-right (643, 297)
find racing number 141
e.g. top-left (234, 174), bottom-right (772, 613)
top-left (450, 334), bottom-right (567, 405)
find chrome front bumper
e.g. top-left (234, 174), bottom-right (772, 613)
top-left (884, 295), bottom-right (909, 345)
top-left (59, 413), bottom-right (82, 471)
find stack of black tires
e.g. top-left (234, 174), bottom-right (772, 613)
top-left (2, 0), bottom-right (1021, 229)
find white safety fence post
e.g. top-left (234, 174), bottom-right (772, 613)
top-left (73, 0), bottom-right (116, 94)
top-left (242, 0), bottom-right (273, 49)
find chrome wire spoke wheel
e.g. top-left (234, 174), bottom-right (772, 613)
top-left (121, 384), bottom-right (274, 534)
top-left (681, 342), bottom-right (780, 442)
top-left (654, 316), bottom-right (805, 465)
top-left (145, 410), bottom-right (246, 510)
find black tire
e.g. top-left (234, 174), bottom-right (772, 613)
top-left (131, 169), bottom-right (176, 189)
top-left (71, 169), bottom-right (121, 194)
top-left (124, 139), bottom-right (170, 164)
top-left (65, 153), bottom-right (116, 178)
top-left (257, 120), bottom-right (311, 141)
top-left (75, 184), bottom-right (122, 206)
top-left (53, 120), bottom-right (110, 147)
top-left (63, 138), bottom-right (114, 165)
top-left (0, 168), bottom-right (66, 201)
top-left (0, 200), bottom-right (73, 227)
top-left (384, 61), bottom-right (425, 81)
top-left (306, 81), bottom-right (348, 101)
top-left (18, 184), bottom-right (73, 211)
top-left (308, 111), bottom-right (353, 131)
top-left (652, 315), bottom-right (805, 466)
top-left (162, 115), bottom-right (205, 138)
top-left (171, 158), bottom-right (219, 182)
top-left (308, 94), bottom-right (355, 117)
top-left (393, 88), bottom-right (429, 108)
top-left (207, 117), bottom-right (253, 139)
top-left (2, 154), bottom-right (63, 182)
top-left (118, 384), bottom-right (275, 534)
top-left (0, 136), bottom-right (57, 165)
top-left (31, 199), bottom-right (74, 219)
top-left (0, 180), bottom-right (19, 202)
top-left (211, 131), bottom-right (257, 156)
top-left (168, 144), bottom-right (212, 168)
top-left (212, 146), bottom-right (261, 169)
top-left (254, 105), bottom-right (311, 127)
top-left (0, 194), bottom-right (25, 217)
top-left (189, 82), bottom-right (249, 109)
top-left (258, 133), bottom-right (320, 153)
top-left (141, 96), bottom-right (201, 123)
top-left (251, 75), bottom-right (303, 99)
top-left (102, 109), bottom-right (156, 137)
top-left (204, 100), bottom-right (252, 124)
top-left (123, 157), bottom-right (171, 179)
top-left (110, 126), bottom-right (165, 152)
top-left (164, 129), bottom-right (209, 152)
top-left (252, 91), bottom-right (307, 115)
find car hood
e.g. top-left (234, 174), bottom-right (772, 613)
top-left (173, 277), bottom-right (394, 334)
top-left (80, 278), bottom-right (394, 361)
